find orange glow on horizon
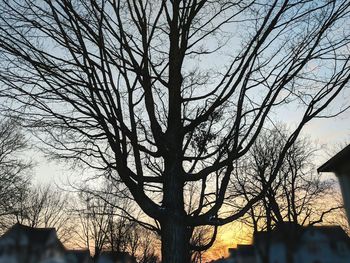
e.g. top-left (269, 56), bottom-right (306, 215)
top-left (202, 222), bottom-right (253, 262)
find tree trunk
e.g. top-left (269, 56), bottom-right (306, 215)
top-left (160, 112), bottom-right (188, 263)
top-left (161, 159), bottom-right (190, 263)
top-left (161, 216), bottom-right (191, 263)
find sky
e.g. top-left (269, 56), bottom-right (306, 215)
top-left (33, 110), bottom-right (350, 183)
top-left (2, 1), bottom-right (349, 261)
top-left (23, 0), bottom-right (350, 187)
top-left (30, 105), bottom-right (350, 261)
top-left (200, 110), bottom-right (350, 260)
top-left (32, 78), bottom-right (350, 184)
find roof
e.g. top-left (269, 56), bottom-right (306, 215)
top-left (236, 244), bottom-right (255, 257)
top-left (228, 247), bottom-right (236, 256)
top-left (309, 225), bottom-right (350, 243)
top-left (66, 249), bottom-right (91, 263)
top-left (209, 258), bottom-right (228, 263)
top-left (99, 251), bottom-right (137, 263)
top-left (0, 223), bottom-right (57, 245)
top-left (254, 222), bottom-right (302, 244)
top-left (318, 144), bottom-right (350, 173)
top-left (254, 222), bottom-right (350, 245)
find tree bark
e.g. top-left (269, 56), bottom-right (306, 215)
top-left (161, 154), bottom-right (190, 263)
top-left (161, 216), bottom-right (191, 263)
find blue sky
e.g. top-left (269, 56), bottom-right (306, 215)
top-left (32, 106), bottom-right (350, 186)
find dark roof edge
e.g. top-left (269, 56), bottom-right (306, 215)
top-left (318, 144), bottom-right (350, 173)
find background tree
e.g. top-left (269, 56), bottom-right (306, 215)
top-left (237, 127), bottom-right (339, 231)
top-left (7, 185), bottom-right (75, 244)
top-left (0, 118), bottom-right (74, 243)
top-left (0, 1), bottom-right (350, 262)
top-left (0, 118), bottom-right (32, 232)
top-left (75, 187), bottom-right (159, 262)
top-left (234, 127), bottom-right (342, 263)
top-left (190, 226), bottom-right (215, 263)
top-left (126, 222), bottom-right (160, 263)
top-left (75, 191), bottom-right (112, 259)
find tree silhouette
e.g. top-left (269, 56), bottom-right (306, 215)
top-left (0, 118), bottom-right (32, 231)
top-left (235, 127), bottom-right (341, 263)
top-left (0, 1), bottom-right (349, 262)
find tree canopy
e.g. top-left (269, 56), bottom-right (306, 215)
top-left (0, 1), bottom-right (349, 262)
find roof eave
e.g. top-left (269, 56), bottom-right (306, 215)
top-left (318, 144), bottom-right (350, 173)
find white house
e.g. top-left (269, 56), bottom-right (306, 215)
top-left (0, 223), bottom-right (66, 263)
top-left (215, 223), bottom-right (350, 263)
top-left (254, 223), bottom-right (350, 263)
top-left (318, 144), bottom-right (350, 222)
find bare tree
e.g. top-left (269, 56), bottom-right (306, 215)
top-left (238, 127), bottom-right (340, 230)
top-left (74, 191), bottom-right (112, 259)
top-left (11, 185), bottom-right (75, 244)
top-left (190, 226), bottom-right (215, 263)
top-left (235, 127), bottom-right (342, 263)
top-left (126, 222), bottom-right (160, 263)
top-left (107, 213), bottom-right (132, 254)
top-left (75, 187), bottom-right (159, 262)
top-left (0, 118), bottom-right (32, 232)
top-left (0, 1), bottom-right (350, 262)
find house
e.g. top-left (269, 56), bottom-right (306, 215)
top-left (236, 245), bottom-right (255, 263)
top-left (214, 223), bottom-right (350, 263)
top-left (0, 223), bottom-right (66, 263)
top-left (210, 245), bottom-right (253, 263)
top-left (97, 251), bottom-right (137, 263)
top-left (318, 144), bottom-right (350, 222)
top-left (210, 256), bottom-right (235, 263)
top-left (254, 223), bottom-right (350, 263)
top-left (65, 249), bottom-right (92, 263)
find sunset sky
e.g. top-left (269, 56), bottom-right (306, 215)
top-left (1, 1), bottom-right (349, 262)
top-left (30, 107), bottom-right (350, 261)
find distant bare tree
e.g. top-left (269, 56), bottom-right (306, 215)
top-left (1, 1), bottom-right (350, 262)
top-left (190, 226), bottom-right (216, 263)
top-left (75, 187), bottom-right (159, 262)
top-left (75, 191), bottom-right (112, 259)
top-left (107, 213), bottom-right (131, 254)
top-left (126, 222), bottom-right (160, 263)
top-left (237, 127), bottom-right (340, 231)
top-left (0, 118), bottom-right (32, 232)
top-left (235, 127), bottom-right (342, 263)
top-left (12, 185), bottom-right (75, 244)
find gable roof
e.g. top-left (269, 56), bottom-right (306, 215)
top-left (318, 144), bottom-right (350, 173)
top-left (236, 244), bottom-right (255, 257)
top-left (254, 222), bottom-right (350, 245)
top-left (254, 222), bottom-right (302, 244)
top-left (0, 223), bottom-right (61, 246)
top-left (308, 225), bottom-right (350, 243)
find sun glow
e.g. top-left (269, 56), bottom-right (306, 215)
top-left (203, 222), bottom-right (253, 262)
